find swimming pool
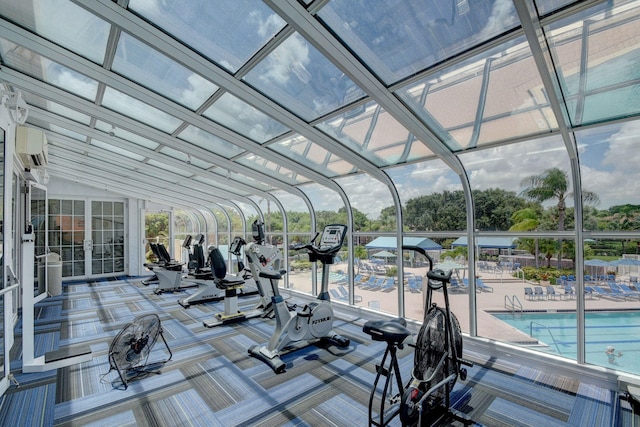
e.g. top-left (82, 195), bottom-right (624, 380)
top-left (491, 310), bottom-right (640, 375)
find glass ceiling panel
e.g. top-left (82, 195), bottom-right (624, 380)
top-left (208, 169), bottom-right (272, 192)
top-left (0, 38), bottom-right (99, 101)
top-left (397, 37), bottom-right (554, 151)
top-left (101, 87), bottom-right (182, 134)
top-left (576, 120), bottom-right (640, 231)
top-left (270, 134), bottom-right (356, 177)
top-left (546, 0), bottom-right (640, 127)
top-left (112, 32), bottom-right (218, 110)
top-left (237, 154), bottom-right (310, 185)
top-left (317, 0), bottom-right (520, 85)
top-left (0, 0), bottom-right (110, 64)
top-left (190, 175), bottom-right (254, 197)
top-left (160, 146), bottom-right (213, 170)
top-left (91, 139), bottom-right (146, 162)
top-left (177, 125), bottom-right (245, 159)
top-left (203, 92), bottom-right (289, 143)
top-left (22, 92), bottom-right (91, 125)
top-left (317, 101), bottom-right (434, 166)
top-left (25, 118), bottom-right (87, 142)
top-left (147, 158), bottom-right (192, 178)
top-left (95, 120), bottom-right (159, 150)
top-left (127, 0), bottom-right (285, 73)
top-left (243, 32), bottom-right (366, 121)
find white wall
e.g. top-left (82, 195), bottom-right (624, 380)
top-left (46, 176), bottom-right (171, 277)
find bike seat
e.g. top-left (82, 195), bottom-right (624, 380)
top-left (363, 318), bottom-right (410, 344)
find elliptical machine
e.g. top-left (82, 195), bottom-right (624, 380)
top-left (363, 245), bottom-right (472, 426)
top-left (248, 223), bottom-right (351, 374)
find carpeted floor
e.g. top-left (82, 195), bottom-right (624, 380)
top-left (0, 276), bottom-right (637, 426)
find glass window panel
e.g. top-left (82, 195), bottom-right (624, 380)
top-left (237, 154), bottom-right (310, 185)
top-left (547, 1), bottom-right (640, 126)
top-left (318, 0), bottom-right (519, 84)
top-left (177, 125), bottom-right (244, 159)
top-left (576, 120), bottom-right (639, 231)
top-left (271, 134), bottom-right (356, 177)
top-left (335, 174), bottom-right (396, 231)
top-left (266, 192), bottom-right (311, 233)
top-left (95, 121), bottom-right (160, 150)
top-left (243, 32), bottom-right (365, 121)
top-left (112, 32), bottom-right (218, 110)
top-left (203, 92), bottom-right (289, 143)
top-left (387, 160), bottom-right (465, 232)
top-left (128, 0), bottom-right (285, 73)
top-left (91, 139), bottom-right (146, 161)
top-left (0, 38), bottom-right (99, 100)
top-left (397, 37), bottom-right (554, 151)
top-left (317, 101), bottom-right (434, 166)
top-left (459, 136), bottom-right (575, 232)
top-left (0, 0), bottom-right (110, 64)
top-left (535, 0), bottom-right (579, 15)
top-left (298, 183), bottom-right (346, 221)
top-left (101, 87), bottom-right (182, 133)
top-left (480, 232), bottom-right (576, 361)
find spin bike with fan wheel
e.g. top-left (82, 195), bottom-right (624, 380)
top-left (363, 245), bottom-right (473, 426)
top-left (247, 224), bottom-right (351, 374)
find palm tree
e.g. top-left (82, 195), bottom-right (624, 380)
top-left (509, 208), bottom-right (541, 268)
top-left (519, 168), bottom-right (599, 268)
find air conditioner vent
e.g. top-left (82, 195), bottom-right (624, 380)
top-left (16, 126), bottom-right (48, 169)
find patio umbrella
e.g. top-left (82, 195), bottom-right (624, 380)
top-left (584, 259), bottom-right (614, 276)
top-left (435, 260), bottom-right (467, 271)
top-left (372, 250), bottom-right (396, 258)
top-left (372, 250), bottom-right (396, 263)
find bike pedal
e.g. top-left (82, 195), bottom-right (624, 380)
top-left (375, 364), bottom-right (390, 377)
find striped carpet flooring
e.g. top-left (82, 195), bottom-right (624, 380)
top-left (0, 276), bottom-right (637, 426)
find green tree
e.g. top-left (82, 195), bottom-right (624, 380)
top-left (520, 168), bottom-right (599, 267)
top-left (509, 207), bottom-right (541, 267)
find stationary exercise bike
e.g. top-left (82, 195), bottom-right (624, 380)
top-left (363, 245), bottom-right (472, 426)
top-left (247, 224), bottom-right (351, 374)
top-left (202, 236), bottom-right (273, 328)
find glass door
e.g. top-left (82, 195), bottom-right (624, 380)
top-left (144, 211), bottom-right (170, 265)
top-left (91, 201), bottom-right (125, 275)
top-left (48, 200), bottom-right (85, 278)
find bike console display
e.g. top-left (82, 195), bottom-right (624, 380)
top-left (318, 224), bottom-right (347, 253)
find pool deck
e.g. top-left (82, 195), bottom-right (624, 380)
top-left (288, 265), bottom-right (640, 346)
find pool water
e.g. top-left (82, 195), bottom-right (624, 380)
top-left (492, 311), bottom-right (640, 375)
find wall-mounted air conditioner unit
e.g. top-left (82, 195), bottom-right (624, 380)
top-left (16, 125), bottom-right (48, 168)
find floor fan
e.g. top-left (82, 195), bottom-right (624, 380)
top-left (107, 313), bottom-right (172, 389)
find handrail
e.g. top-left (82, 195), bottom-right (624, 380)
top-left (529, 321), bottom-right (562, 354)
top-left (504, 294), bottom-right (523, 313)
top-left (504, 294), bottom-right (512, 310)
top-left (512, 295), bottom-right (523, 312)
top-left (514, 267), bottom-right (525, 282)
